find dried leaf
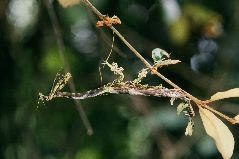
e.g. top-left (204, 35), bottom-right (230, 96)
top-left (103, 61), bottom-right (124, 82)
top-left (170, 97), bottom-right (176, 105)
top-left (199, 107), bottom-right (234, 159)
top-left (177, 103), bottom-right (188, 115)
top-left (185, 120), bottom-right (194, 136)
top-left (208, 88), bottom-right (239, 102)
top-left (96, 21), bottom-right (104, 27)
top-left (58, 0), bottom-right (80, 8)
top-left (133, 68), bottom-right (148, 84)
top-left (108, 15), bottom-right (121, 26)
top-left (96, 15), bottom-right (121, 27)
top-left (234, 114), bottom-right (239, 124)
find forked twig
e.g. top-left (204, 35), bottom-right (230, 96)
top-left (82, 0), bottom-right (201, 104)
top-left (80, 0), bottom-right (237, 124)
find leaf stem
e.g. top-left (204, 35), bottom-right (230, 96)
top-left (202, 105), bottom-right (237, 124)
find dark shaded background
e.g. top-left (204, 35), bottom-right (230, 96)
top-left (1, 0), bottom-right (239, 158)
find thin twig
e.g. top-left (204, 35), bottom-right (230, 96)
top-left (82, 0), bottom-right (201, 105)
top-left (43, 0), bottom-right (93, 135)
top-left (202, 105), bottom-right (237, 124)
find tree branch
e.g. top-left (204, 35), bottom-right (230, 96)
top-left (81, 0), bottom-right (201, 104)
top-left (53, 82), bottom-right (187, 101)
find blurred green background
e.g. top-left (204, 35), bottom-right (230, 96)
top-left (1, 0), bottom-right (239, 158)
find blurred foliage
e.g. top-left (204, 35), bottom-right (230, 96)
top-left (1, 0), bottom-right (239, 159)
